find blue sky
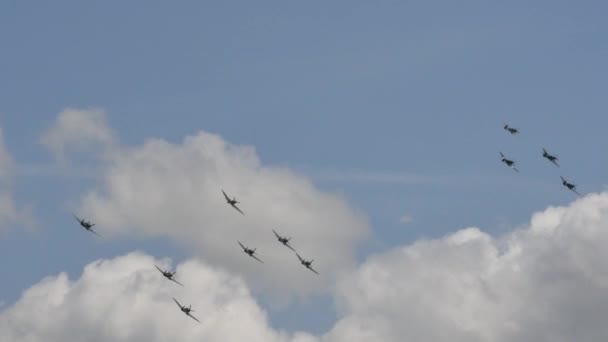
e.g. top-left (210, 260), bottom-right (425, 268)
top-left (1, 0), bottom-right (607, 335)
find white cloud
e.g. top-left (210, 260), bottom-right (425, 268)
top-left (5, 193), bottom-right (608, 341)
top-left (68, 121), bottom-right (369, 298)
top-left (324, 192), bottom-right (608, 342)
top-left (0, 252), bottom-right (316, 342)
top-left (40, 108), bottom-right (116, 163)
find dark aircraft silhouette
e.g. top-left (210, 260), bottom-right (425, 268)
top-left (173, 297), bottom-right (200, 323)
top-left (73, 214), bottom-right (101, 237)
top-left (154, 265), bottom-right (184, 286)
top-left (503, 124), bottom-right (519, 135)
top-left (272, 229), bottom-right (296, 252)
top-left (542, 148), bottom-right (559, 167)
top-left (561, 176), bottom-right (580, 196)
top-left (222, 189), bottom-right (244, 215)
top-left (296, 253), bottom-right (319, 275)
top-left (499, 152), bottom-right (519, 172)
top-left (238, 241), bottom-right (263, 263)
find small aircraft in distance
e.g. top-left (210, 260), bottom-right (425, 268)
top-left (238, 241), bottom-right (263, 263)
top-left (172, 297), bottom-right (200, 323)
top-left (296, 253), bottom-right (319, 275)
top-left (154, 265), bottom-right (184, 286)
top-left (499, 152), bottom-right (519, 172)
top-left (272, 229), bottom-right (296, 252)
top-left (561, 176), bottom-right (580, 196)
top-left (503, 124), bottom-right (519, 135)
top-left (222, 189), bottom-right (244, 215)
top-left (542, 148), bottom-right (559, 167)
top-left (73, 214), bottom-right (101, 237)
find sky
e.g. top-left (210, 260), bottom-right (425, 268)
top-left (1, 1), bottom-right (608, 341)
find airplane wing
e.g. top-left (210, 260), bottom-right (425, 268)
top-left (285, 243), bottom-right (297, 252)
top-left (499, 152), bottom-right (504, 158)
top-left (88, 228), bottom-right (102, 237)
top-left (250, 254), bottom-right (264, 264)
top-left (238, 241), bottom-right (246, 250)
top-left (187, 313), bottom-right (201, 323)
top-left (296, 253), bottom-right (304, 262)
top-left (171, 278), bottom-right (184, 287)
top-left (307, 266), bottom-right (319, 275)
top-left (272, 229), bottom-right (281, 239)
top-left (173, 297), bottom-right (183, 309)
top-left (512, 167), bottom-right (519, 173)
top-left (231, 204), bottom-right (245, 215)
top-left (222, 190), bottom-right (230, 201)
top-left (551, 160), bottom-right (560, 167)
top-left (154, 265), bottom-right (165, 274)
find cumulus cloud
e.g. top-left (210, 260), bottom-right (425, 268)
top-left (40, 108), bottom-right (116, 163)
top-left (5, 193), bottom-right (608, 341)
top-left (75, 130), bottom-right (369, 297)
top-left (0, 252), bottom-right (317, 342)
top-left (325, 192), bottom-right (608, 342)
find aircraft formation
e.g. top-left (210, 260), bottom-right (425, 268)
top-left (72, 189), bottom-right (319, 324)
top-left (501, 123), bottom-right (581, 196)
top-left (69, 122), bottom-right (588, 323)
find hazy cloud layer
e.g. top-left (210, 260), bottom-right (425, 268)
top-left (399, 214), bottom-right (413, 224)
top-left (0, 127), bottom-right (35, 232)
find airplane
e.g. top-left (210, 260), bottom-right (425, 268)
top-left (272, 229), bottom-right (296, 252)
top-left (222, 189), bottom-right (244, 215)
top-left (72, 214), bottom-right (102, 237)
top-left (154, 265), bottom-right (184, 286)
top-left (172, 297), bottom-right (200, 323)
top-left (296, 253), bottom-right (319, 275)
top-left (542, 148), bottom-right (559, 167)
top-left (237, 241), bottom-right (263, 263)
top-left (499, 152), bottom-right (519, 172)
top-left (561, 176), bottom-right (580, 196)
top-left (503, 124), bottom-right (519, 135)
